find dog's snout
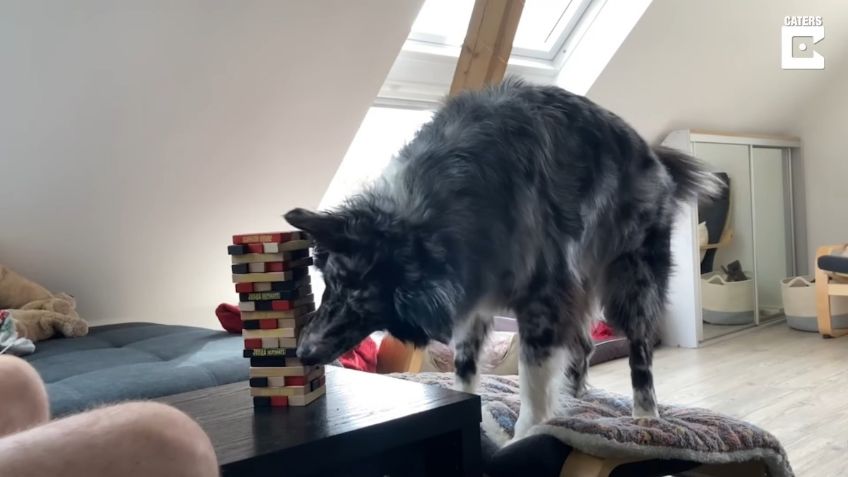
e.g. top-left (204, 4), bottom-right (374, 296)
top-left (297, 342), bottom-right (318, 363)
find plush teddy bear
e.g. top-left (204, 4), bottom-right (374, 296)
top-left (0, 265), bottom-right (88, 342)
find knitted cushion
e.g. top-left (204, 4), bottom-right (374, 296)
top-left (393, 373), bottom-right (794, 477)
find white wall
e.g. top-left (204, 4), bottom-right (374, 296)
top-left (587, 0), bottom-right (848, 144)
top-left (0, 0), bottom-right (422, 328)
top-left (796, 62), bottom-right (848, 267)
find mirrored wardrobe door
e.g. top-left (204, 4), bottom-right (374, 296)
top-left (751, 147), bottom-right (793, 321)
top-left (693, 142), bottom-right (757, 340)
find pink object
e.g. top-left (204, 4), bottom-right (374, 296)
top-left (215, 303), bottom-right (242, 334)
top-left (338, 336), bottom-right (379, 373)
top-left (591, 321), bottom-right (616, 341)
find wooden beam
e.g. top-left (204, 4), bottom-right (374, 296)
top-left (450, 0), bottom-right (525, 95)
top-left (378, 0), bottom-right (524, 375)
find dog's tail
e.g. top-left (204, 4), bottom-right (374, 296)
top-left (654, 145), bottom-right (725, 203)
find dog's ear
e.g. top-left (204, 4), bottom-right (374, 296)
top-left (284, 208), bottom-right (349, 251)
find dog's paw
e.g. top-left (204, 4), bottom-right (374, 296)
top-left (631, 407), bottom-right (660, 419)
top-left (452, 375), bottom-right (479, 394)
top-left (512, 413), bottom-right (536, 442)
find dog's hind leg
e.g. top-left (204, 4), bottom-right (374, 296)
top-left (451, 313), bottom-right (493, 393)
top-left (602, 226), bottom-right (672, 418)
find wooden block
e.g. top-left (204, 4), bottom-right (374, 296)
top-left (249, 326), bottom-right (301, 339)
top-left (232, 271), bottom-right (294, 284)
top-left (250, 386), bottom-right (305, 397)
top-left (233, 275), bottom-right (310, 293)
top-left (231, 263), bottom-right (249, 274)
top-left (250, 384), bottom-right (313, 397)
top-left (233, 231), bottom-right (305, 245)
top-left (230, 249), bottom-right (310, 264)
top-left (250, 357), bottom-right (288, 367)
top-left (243, 328), bottom-right (298, 343)
top-left (228, 244), bottom-right (249, 255)
top-left (249, 365), bottom-right (323, 378)
top-left (240, 304), bottom-right (314, 321)
top-left (245, 257), bottom-right (313, 273)
top-left (253, 317), bottom-right (312, 330)
top-left (252, 396), bottom-right (290, 408)
top-left (269, 371), bottom-right (325, 387)
top-left (249, 377), bottom-right (269, 388)
top-left (260, 240), bottom-right (311, 253)
top-left (270, 396), bottom-right (289, 407)
top-left (238, 295), bottom-right (314, 312)
top-left (243, 320), bottom-right (260, 330)
top-left (244, 338), bottom-right (262, 350)
top-left (288, 385), bottom-right (326, 407)
top-left (310, 375), bottom-right (326, 391)
top-left (232, 267), bottom-right (309, 285)
top-left (239, 285), bottom-right (312, 302)
top-left (243, 348), bottom-right (297, 358)
top-left (232, 257), bottom-right (312, 274)
top-left (260, 337), bottom-right (279, 348)
top-left (243, 240), bottom-right (311, 254)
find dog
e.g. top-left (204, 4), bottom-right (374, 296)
top-left (285, 79), bottom-right (721, 440)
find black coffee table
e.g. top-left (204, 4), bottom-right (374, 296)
top-left (159, 367), bottom-right (482, 477)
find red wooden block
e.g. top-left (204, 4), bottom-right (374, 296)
top-left (284, 376), bottom-right (307, 386)
top-left (244, 338), bottom-right (262, 350)
top-left (259, 319), bottom-right (278, 330)
top-left (245, 243), bottom-right (264, 253)
top-left (232, 231), bottom-right (302, 245)
top-left (270, 396), bottom-right (289, 407)
top-left (235, 282), bottom-right (254, 293)
top-left (269, 300), bottom-right (296, 311)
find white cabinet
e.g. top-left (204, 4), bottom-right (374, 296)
top-left (661, 130), bottom-right (802, 347)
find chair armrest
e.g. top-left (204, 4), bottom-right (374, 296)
top-left (376, 335), bottom-right (424, 373)
top-left (700, 229), bottom-right (734, 250)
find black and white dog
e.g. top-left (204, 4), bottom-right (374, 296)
top-left (286, 79), bottom-right (719, 439)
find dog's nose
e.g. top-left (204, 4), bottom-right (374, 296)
top-left (297, 343), bottom-right (317, 362)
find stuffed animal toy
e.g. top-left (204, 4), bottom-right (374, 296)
top-left (0, 265), bottom-right (88, 342)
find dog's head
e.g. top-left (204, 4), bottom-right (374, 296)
top-left (285, 207), bottom-right (458, 365)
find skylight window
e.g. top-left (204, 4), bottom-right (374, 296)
top-left (408, 0), bottom-right (594, 61)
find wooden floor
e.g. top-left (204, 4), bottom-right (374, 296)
top-left (588, 323), bottom-right (848, 477)
top-left (701, 322), bottom-right (752, 340)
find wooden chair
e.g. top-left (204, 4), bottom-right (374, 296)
top-left (815, 243), bottom-right (848, 338)
top-left (375, 335), bottom-right (424, 373)
top-left (698, 172), bottom-right (732, 274)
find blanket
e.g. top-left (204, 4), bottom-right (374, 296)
top-left (393, 373), bottom-right (794, 477)
top-left (0, 310), bottom-right (35, 355)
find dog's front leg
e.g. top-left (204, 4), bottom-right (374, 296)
top-left (512, 345), bottom-right (567, 441)
top-left (451, 313), bottom-right (492, 394)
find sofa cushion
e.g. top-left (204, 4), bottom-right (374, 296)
top-left (23, 322), bottom-right (247, 416)
top-left (819, 254), bottom-right (848, 275)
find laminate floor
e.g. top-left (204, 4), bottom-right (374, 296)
top-left (588, 323), bottom-right (848, 477)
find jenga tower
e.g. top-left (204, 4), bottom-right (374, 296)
top-left (229, 231), bottom-right (325, 408)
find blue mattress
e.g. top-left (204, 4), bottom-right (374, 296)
top-left (23, 322), bottom-right (248, 417)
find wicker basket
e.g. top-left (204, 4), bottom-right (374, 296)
top-left (701, 272), bottom-right (755, 325)
top-left (781, 276), bottom-right (848, 332)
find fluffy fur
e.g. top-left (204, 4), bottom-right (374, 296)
top-left (286, 79), bottom-right (721, 438)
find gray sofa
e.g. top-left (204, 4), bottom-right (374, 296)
top-left (23, 322), bottom-right (247, 416)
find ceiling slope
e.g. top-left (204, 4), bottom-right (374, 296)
top-left (587, 0), bottom-right (848, 143)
